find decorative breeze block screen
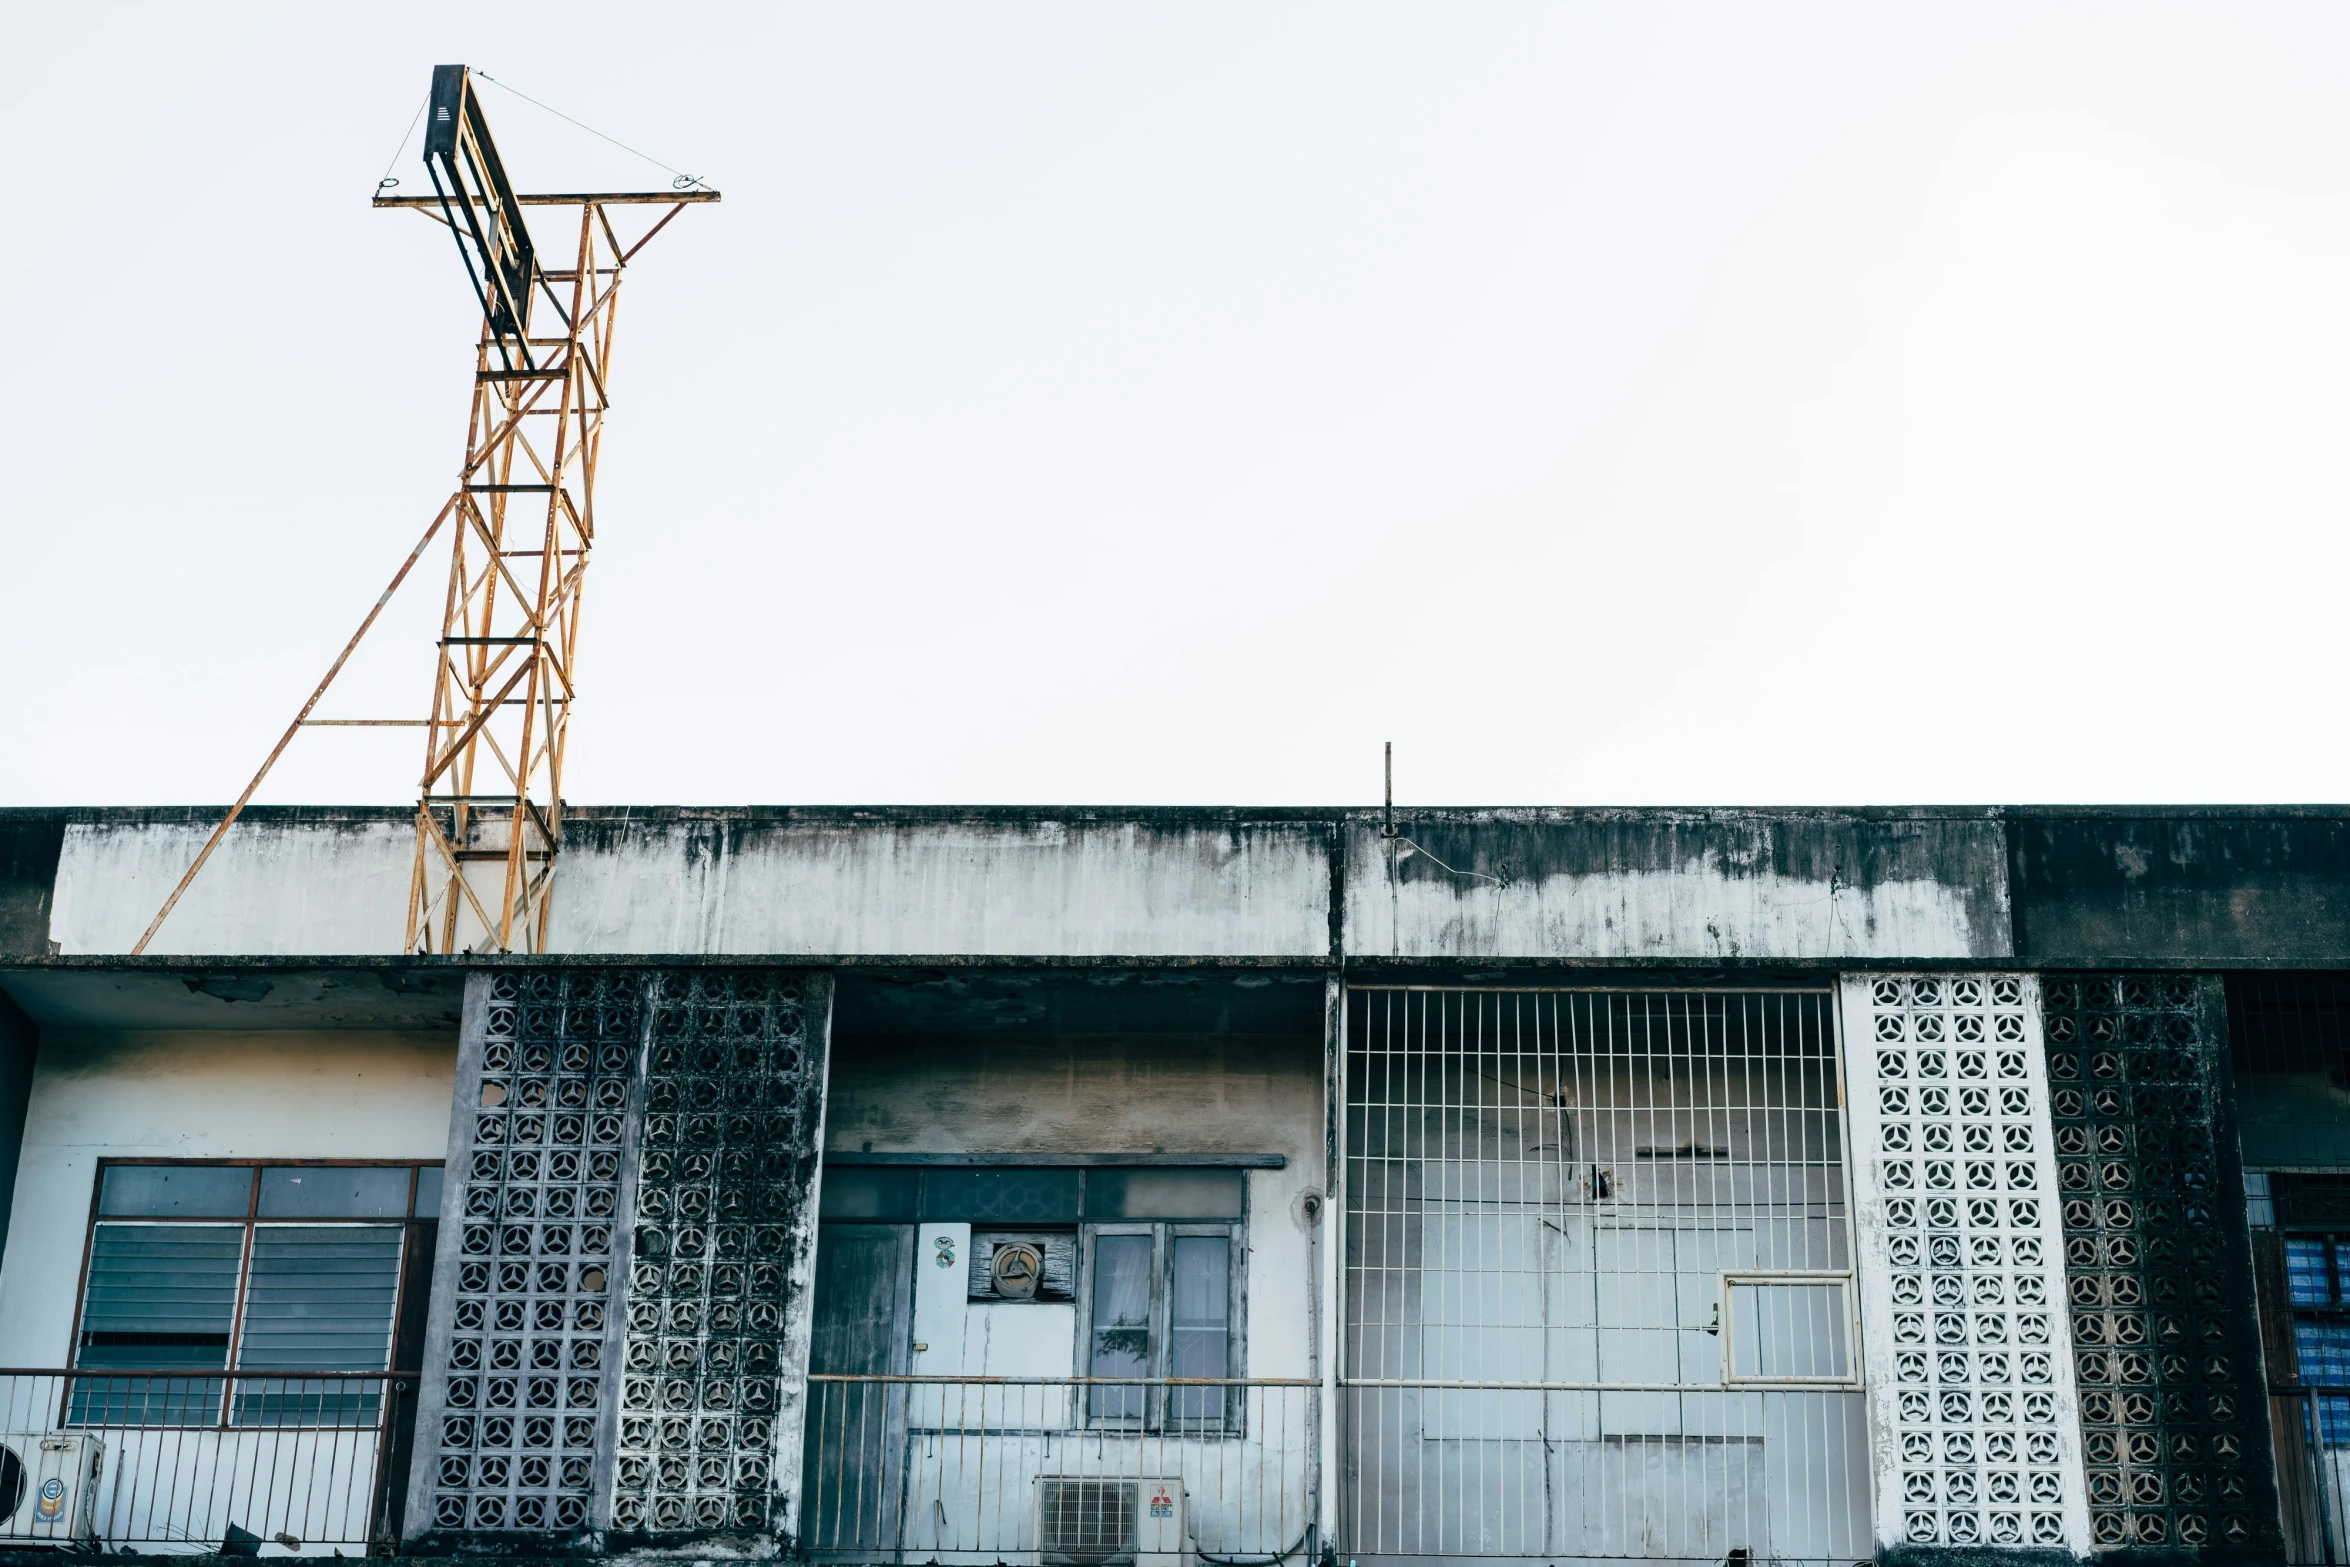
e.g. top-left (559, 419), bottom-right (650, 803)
top-left (614, 971), bottom-right (827, 1533)
top-left (407, 968), bottom-right (831, 1544)
top-left (1842, 974), bottom-right (2090, 1554)
top-left (2040, 974), bottom-right (2275, 1554)
top-left (410, 970), bottom-right (644, 1535)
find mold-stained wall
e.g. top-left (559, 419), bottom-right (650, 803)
top-left (0, 1027), bottom-right (458, 1365)
top-left (35, 803), bottom-right (2350, 968)
top-left (550, 816), bottom-right (1333, 958)
top-left (1346, 813), bottom-right (2012, 961)
top-left (48, 814), bottom-right (415, 956)
top-left (823, 1029), bottom-right (1324, 1381)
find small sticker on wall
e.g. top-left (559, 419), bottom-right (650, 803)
top-left (36, 1477), bottom-right (65, 1521)
top-left (1149, 1486), bottom-right (1174, 1519)
top-left (933, 1234), bottom-right (957, 1269)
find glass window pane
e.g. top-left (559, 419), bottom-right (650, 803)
top-left (76, 1224), bottom-right (243, 1372)
top-left (1169, 1236), bottom-right (1230, 1427)
top-left (2299, 1320), bottom-right (2350, 1443)
top-left (99, 1165), bottom-right (253, 1218)
top-left (2289, 1239), bottom-right (2333, 1307)
top-left (258, 1166), bottom-right (411, 1218)
top-left (1728, 1282), bottom-right (1851, 1379)
top-left (413, 1165), bottom-right (444, 1218)
top-left (236, 1226), bottom-right (404, 1370)
top-left (233, 1226), bottom-right (405, 1427)
top-left (923, 1168), bottom-right (1080, 1224)
top-left (820, 1168), bottom-right (919, 1221)
top-left (1089, 1235), bottom-right (1153, 1420)
top-left (1086, 1170), bottom-right (1244, 1220)
top-left (2246, 1169), bottom-right (2276, 1229)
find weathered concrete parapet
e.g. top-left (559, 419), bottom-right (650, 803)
top-left (547, 809), bottom-right (1331, 957)
top-left (1345, 809), bottom-right (2012, 961)
top-left (16, 803), bottom-right (2350, 967)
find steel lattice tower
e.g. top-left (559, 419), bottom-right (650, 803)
top-left (132, 64), bottom-right (714, 956)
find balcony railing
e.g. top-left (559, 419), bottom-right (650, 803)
top-left (801, 1376), bottom-right (1318, 1563)
top-left (0, 1369), bottom-right (418, 1554)
top-left (2276, 1385), bottom-right (2350, 1564)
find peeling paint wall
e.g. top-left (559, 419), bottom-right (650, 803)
top-left (0, 1028), bottom-right (458, 1365)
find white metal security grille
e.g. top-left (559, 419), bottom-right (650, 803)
top-left (1839, 974), bottom-right (2091, 1555)
top-left (1341, 987), bottom-right (1869, 1564)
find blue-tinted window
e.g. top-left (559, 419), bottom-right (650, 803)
top-left (2289, 1239), bottom-right (2333, 1306)
top-left (2299, 1321), bottom-right (2350, 1441)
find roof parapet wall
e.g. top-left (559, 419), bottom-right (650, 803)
top-left (6, 804), bottom-right (2347, 966)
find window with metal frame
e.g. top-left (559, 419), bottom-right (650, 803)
top-left (1342, 985), bottom-right (1869, 1563)
top-left (1080, 1222), bottom-right (1242, 1431)
top-left (69, 1162), bottom-right (441, 1428)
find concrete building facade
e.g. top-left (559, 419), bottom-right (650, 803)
top-left (1, 803), bottom-right (2347, 1565)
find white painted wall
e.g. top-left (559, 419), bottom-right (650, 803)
top-left (0, 1029), bottom-right (458, 1364)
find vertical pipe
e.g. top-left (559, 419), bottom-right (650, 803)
top-left (1318, 975), bottom-right (1344, 1558)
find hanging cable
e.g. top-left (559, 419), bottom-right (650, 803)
top-left (376, 92), bottom-right (429, 196)
top-left (472, 70), bottom-right (711, 190)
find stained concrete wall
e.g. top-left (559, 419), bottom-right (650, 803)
top-left (28, 804), bottom-right (2350, 968)
top-left (2008, 812), bottom-right (2350, 964)
top-left (549, 813), bottom-right (1332, 957)
top-left (46, 813), bottom-right (414, 956)
top-left (0, 1028), bottom-right (458, 1366)
top-left (1346, 812), bottom-right (2009, 960)
top-left (823, 1028), bottom-right (1324, 1381)
top-left (0, 990), bottom-right (35, 1271)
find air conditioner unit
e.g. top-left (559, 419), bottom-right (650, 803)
top-left (0, 1433), bottom-right (102, 1543)
top-left (1034, 1477), bottom-right (1187, 1567)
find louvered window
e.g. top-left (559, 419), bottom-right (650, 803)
top-left (68, 1162), bottom-right (439, 1427)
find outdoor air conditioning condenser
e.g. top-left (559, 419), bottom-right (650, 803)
top-left (0, 1433), bottom-right (101, 1542)
top-left (1034, 1477), bottom-right (1188, 1567)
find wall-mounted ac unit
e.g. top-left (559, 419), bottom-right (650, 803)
top-left (1034, 1477), bottom-right (1187, 1567)
top-left (0, 1434), bottom-right (102, 1542)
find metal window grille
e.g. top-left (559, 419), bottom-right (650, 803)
top-left (2228, 974), bottom-right (2350, 1170)
top-left (1341, 987), bottom-right (1868, 1564)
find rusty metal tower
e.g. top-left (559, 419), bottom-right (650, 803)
top-left (132, 65), bottom-right (715, 955)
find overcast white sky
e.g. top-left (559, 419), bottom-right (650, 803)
top-left (4, 4), bottom-right (2347, 808)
